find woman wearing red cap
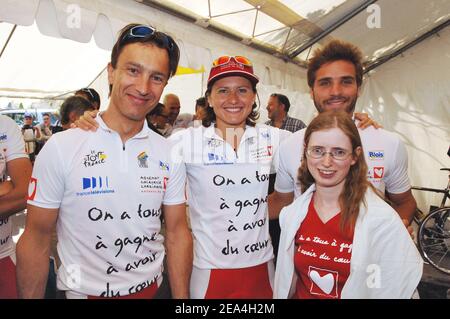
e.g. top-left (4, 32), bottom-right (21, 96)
top-left (168, 56), bottom-right (291, 298)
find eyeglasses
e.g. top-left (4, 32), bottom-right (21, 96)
top-left (306, 146), bottom-right (353, 160)
top-left (212, 56), bottom-right (252, 67)
top-left (122, 25), bottom-right (175, 53)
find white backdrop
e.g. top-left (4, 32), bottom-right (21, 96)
top-left (358, 27), bottom-right (450, 210)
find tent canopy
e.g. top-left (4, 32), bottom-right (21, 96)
top-left (1, 0), bottom-right (448, 100)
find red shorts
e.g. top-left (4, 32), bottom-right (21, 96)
top-left (191, 261), bottom-right (274, 299)
top-left (0, 255), bottom-right (18, 299)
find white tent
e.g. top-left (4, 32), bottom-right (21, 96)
top-left (1, 0), bottom-right (449, 209)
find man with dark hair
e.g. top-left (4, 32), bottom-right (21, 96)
top-left (269, 39), bottom-right (417, 228)
top-left (194, 97), bottom-right (207, 121)
top-left (265, 93), bottom-right (306, 133)
top-left (59, 96), bottom-right (94, 130)
top-left (75, 88), bottom-right (101, 110)
top-left (146, 102), bottom-right (170, 136)
top-left (17, 23), bottom-right (191, 299)
top-left (37, 113), bottom-right (54, 145)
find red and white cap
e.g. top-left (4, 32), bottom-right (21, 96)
top-left (207, 56), bottom-right (259, 87)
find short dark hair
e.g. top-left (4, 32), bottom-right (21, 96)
top-left (195, 97), bottom-right (206, 111)
top-left (307, 40), bottom-right (364, 89)
top-left (42, 113), bottom-right (50, 118)
top-left (60, 96), bottom-right (94, 125)
top-left (270, 93), bottom-right (291, 113)
top-left (75, 88), bottom-right (101, 108)
top-left (148, 102), bottom-right (165, 116)
top-left (111, 23), bottom-right (179, 76)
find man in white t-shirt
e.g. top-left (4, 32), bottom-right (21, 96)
top-left (269, 40), bottom-right (417, 225)
top-left (16, 23), bottom-right (192, 299)
top-left (0, 114), bottom-right (32, 298)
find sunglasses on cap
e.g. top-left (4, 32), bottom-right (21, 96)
top-left (80, 88), bottom-right (95, 100)
top-left (121, 25), bottom-right (175, 53)
top-left (212, 56), bottom-right (253, 67)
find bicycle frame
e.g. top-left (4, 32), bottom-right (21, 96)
top-left (411, 168), bottom-right (450, 274)
top-left (412, 169), bottom-right (450, 220)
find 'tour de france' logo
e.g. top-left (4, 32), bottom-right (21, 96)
top-left (83, 150), bottom-right (107, 167)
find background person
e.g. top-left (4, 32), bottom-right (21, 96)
top-left (59, 96), bottom-right (95, 131)
top-left (36, 113), bottom-right (54, 150)
top-left (21, 113), bottom-right (41, 163)
top-left (75, 88), bottom-right (101, 110)
top-left (162, 93), bottom-right (181, 126)
top-left (265, 93), bottom-right (306, 133)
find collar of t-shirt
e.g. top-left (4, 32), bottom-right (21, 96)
top-left (96, 112), bottom-right (152, 140)
top-left (204, 124), bottom-right (258, 143)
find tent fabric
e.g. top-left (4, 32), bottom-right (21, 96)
top-left (358, 26), bottom-right (450, 207)
top-left (0, 0), bottom-right (307, 99)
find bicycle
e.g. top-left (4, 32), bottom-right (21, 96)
top-left (411, 168), bottom-right (450, 275)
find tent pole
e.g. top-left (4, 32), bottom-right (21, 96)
top-left (288, 0), bottom-right (378, 59)
top-left (364, 19), bottom-right (450, 73)
top-left (0, 24), bottom-right (17, 59)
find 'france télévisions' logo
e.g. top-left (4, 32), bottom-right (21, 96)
top-left (76, 176), bottom-right (115, 196)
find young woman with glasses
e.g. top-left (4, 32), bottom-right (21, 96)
top-left (274, 110), bottom-right (423, 299)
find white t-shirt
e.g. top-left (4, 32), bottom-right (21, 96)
top-left (28, 116), bottom-right (186, 297)
top-left (274, 125), bottom-right (411, 198)
top-left (170, 124), bottom-right (291, 269)
top-left (0, 115), bottom-right (28, 259)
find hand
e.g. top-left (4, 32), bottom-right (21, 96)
top-left (354, 112), bottom-right (382, 130)
top-left (0, 181), bottom-right (13, 197)
top-left (402, 218), bottom-right (414, 240)
top-left (71, 110), bottom-right (100, 131)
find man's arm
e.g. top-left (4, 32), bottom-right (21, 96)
top-left (386, 190), bottom-right (417, 224)
top-left (163, 203), bottom-right (192, 299)
top-left (16, 204), bottom-right (58, 298)
top-left (0, 158), bottom-right (32, 218)
top-left (268, 190), bottom-right (294, 220)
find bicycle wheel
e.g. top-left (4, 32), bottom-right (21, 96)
top-left (418, 207), bottom-right (450, 274)
top-left (413, 207), bottom-right (427, 224)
